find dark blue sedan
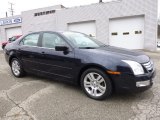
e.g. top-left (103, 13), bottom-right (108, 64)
top-left (4, 31), bottom-right (156, 100)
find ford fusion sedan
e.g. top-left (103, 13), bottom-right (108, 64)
top-left (4, 31), bottom-right (156, 100)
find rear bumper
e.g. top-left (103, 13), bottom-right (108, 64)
top-left (110, 70), bottom-right (156, 93)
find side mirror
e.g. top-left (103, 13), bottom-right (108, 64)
top-left (55, 46), bottom-right (69, 52)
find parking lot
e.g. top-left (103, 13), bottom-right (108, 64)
top-left (0, 51), bottom-right (160, 120)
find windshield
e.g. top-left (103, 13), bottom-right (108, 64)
top-left (63, 32), bottom-right (105, 49)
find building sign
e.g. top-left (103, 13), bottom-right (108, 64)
top-left (0, 17), bottom-right (22, 26)
top-left (34, 10), bottom-right (55, 17)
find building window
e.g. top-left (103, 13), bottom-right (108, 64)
top-left (135, 31), bottom-right (142, 34)
top-left (46, 11), bottom-right (50, 14)
top-left (50, 10), bottom-right (55, 13)
top-left (34, 10), bottom-right (56, 17)
top-left (111, 32), bottom-right (118, 36)
top-left (123, 32), bottom-right (129, 35)
top-left (34, 13), bottom-right (38, 16)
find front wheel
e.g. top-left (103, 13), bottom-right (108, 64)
top-left (81, 68), bottom-right (112, 100)
top-left (11, 58), bottom-right (25, 77)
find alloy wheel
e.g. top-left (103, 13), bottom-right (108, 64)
top-left (11, 60), bottom-right (21, 76)
top-left (84, 72), bottom-right (106, 97)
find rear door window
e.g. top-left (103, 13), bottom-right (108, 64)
top-left (20, 33), bottom-right (39, 47)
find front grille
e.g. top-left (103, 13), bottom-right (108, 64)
top-left (142, 61), bottom-right (153, 72)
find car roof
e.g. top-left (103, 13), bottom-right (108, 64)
top-left (28, 31), bottom-right (83, 34)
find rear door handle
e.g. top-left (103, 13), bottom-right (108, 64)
top-left (41, 51), bottom-right (45, 54)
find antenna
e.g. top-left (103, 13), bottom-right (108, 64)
top-left (8, 2), bottom-right (14, 16)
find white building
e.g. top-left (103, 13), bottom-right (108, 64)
top-left (0, 0), bottom-right (158, 51)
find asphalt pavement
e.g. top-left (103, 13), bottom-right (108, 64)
top-left (0, 51), bottom-right (160, 120)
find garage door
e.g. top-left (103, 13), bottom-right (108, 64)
top-left (5, 27), bottom-right (22, 40)
top-left (68, 21), bottom-right (96, 38)
top-left (109, 16), bottom-right (144, 49)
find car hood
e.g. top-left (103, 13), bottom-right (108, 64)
top-left (78, 46), bottom-right (150, 64)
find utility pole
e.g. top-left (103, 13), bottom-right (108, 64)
top-left (8, 2), bottom-right (14, 16)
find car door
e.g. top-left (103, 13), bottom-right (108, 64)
top-left (38, 32), bottom-right (76, 80)
top-left (17, 33), bottom-right (43, 72)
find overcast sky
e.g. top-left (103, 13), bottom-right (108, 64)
top-left (0, 0), bottom-right (159, 18)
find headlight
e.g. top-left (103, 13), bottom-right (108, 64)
top-left (122, 60), bottom-right (144, 75)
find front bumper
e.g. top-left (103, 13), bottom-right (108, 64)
top-left (110, 69), bottom-right (156, 93)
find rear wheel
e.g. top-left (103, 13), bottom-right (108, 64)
top-left (11, 58), bottom-right (25, 77)
top-left (81, 68), bottom-right (112, 100)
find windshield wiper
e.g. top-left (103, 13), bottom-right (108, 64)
top-left (79, 47), bottom-right (97, 49)
top-left (100, 45), bottom-right (109, 47)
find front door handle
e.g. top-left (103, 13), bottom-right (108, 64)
top-left (41, 52), bottom-right (45, 57)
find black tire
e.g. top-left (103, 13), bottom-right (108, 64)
top-left (80, 68), bottom-right (112, 100)
top-left (11, 58), bottom-right (25, 77)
